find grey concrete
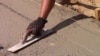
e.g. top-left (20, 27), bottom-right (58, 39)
top-left (0, 0), bottom-right (100, 56)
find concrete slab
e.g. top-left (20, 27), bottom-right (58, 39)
top-left (0, 0), bottom-right (100, 56)
top-left (0, 0), bottom-right (40, 20)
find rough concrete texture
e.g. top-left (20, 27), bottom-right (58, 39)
top-left (0, 0), bottom-right (100, 56)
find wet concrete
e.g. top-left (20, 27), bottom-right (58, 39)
top-left (0, 0), bottom-right (100, 56)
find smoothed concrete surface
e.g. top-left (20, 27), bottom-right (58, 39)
top-left (0, 0), bottom-right (100, 56)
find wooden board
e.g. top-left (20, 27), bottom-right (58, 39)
top-left (95, 8), bottom-right (100, 21)
top-left (7, 29), bottom-right (55, 52)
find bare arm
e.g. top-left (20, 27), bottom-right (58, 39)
top-left (39, 0), bottom-right (55, 19)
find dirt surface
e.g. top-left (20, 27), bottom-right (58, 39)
top-left (0, 0), bottom-right (100, 56)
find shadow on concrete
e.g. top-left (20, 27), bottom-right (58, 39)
top-left (0, 46), bottom-right (4, 50)
top-left (51, 14), bottom-right (91, 31)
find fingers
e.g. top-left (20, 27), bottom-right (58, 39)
top-left (26, 28), bottom-right (35, 36)
top-left (20, 28), bottom-right (35, 44)
top-left (20, 32), bottom-right (28, 44)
